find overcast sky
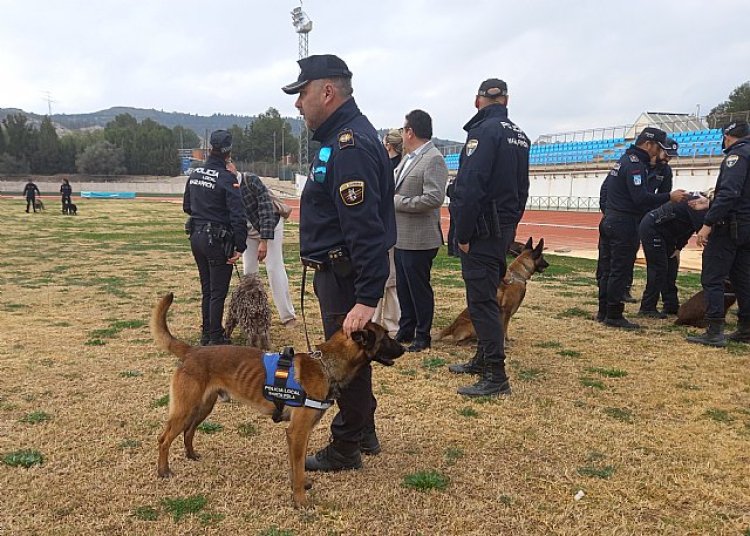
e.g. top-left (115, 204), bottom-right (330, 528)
top-left (1, 0), bottom-right (748, 141)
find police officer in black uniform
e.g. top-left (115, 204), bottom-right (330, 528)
top-left (446, 78), bottom-right (530, 397)
top-left (637, 138), bottom-right (693, 317)
top-left (23, 180), bottom-right (41, 213)
top-left (183, 130), bottom-right (247, 345)
top-left (597, 127), bottom-right (688, 329)
top-left (282, 54), bottom-right (398, 471)
top-left (687, 121), bottom-right (750, 347)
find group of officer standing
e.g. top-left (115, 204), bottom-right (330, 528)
top-left (596, 121), bottom-right (750, 349)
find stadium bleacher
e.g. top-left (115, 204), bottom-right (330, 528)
top-left (442, 128), bottom-right (724, 170)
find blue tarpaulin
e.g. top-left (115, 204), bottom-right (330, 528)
top-left (80, 191), bottom-right (136, 199)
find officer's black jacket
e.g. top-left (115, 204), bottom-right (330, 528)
top-left (449, 103), bottom-right (530, 244)
top-left (605, 145), bottom-right (670, 217)
top-left (647, 201), bottom-right (706, 251)
top-left (704, 136), bottom-right (750, 226)
top-left (647, 161), bottom-right (673, 195)
top-left (300, 98), bottom-right (396, 307)
top-left (23, 182), bottom-right (40, 199)
top-left (183, 155), bottom-right (247, 253)
top-left (60, 183), bottom-right (72, 196)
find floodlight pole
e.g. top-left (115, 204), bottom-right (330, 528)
top-left (292, 3), bottom-right (312, 169)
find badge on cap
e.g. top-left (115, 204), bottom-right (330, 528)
top-left (339, 180), bottom-right (364, 206)
top-left (338, 129), bottom-right (355, 150)
top-left (725, 154), bottom-right (739, 168)
top-left (632, 174), bottom-right (642, 186)
top-left (629, 155), bottom-right (639, 163)
top-left (465, 139), bottom-right (479, 156)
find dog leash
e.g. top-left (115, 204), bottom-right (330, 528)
top-left (300, 265), bottom-right (315, 355)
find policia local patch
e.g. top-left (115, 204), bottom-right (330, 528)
top-left (339, 180), bottom-right (365, 206)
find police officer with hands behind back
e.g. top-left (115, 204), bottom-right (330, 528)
top-left (597, 127), bottom-right (689, 329)
top-left (183, 130), bottom-right (247, 346)
top-left (282, 54), bottom-right (397, 471)
top-left (687, 121), bottom-right (750, 347)
top-left (447, 78), bottom-right (530, 398)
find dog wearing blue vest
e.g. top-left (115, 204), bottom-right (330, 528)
top-left (151, 292), bottom-right (404, 508)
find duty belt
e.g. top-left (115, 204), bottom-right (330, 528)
top-left (605, 209), bottom-right (640, 218)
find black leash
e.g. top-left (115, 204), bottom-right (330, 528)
top-left (300, 264), bottom-right (314, 354)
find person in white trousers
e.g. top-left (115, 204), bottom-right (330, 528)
top-left (237, 171), bottom-right (297, 327)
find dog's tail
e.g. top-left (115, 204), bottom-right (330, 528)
top-left (151, 293), bottom-right (190, 360)
top-left (434, 318), bottom-right (459, 341)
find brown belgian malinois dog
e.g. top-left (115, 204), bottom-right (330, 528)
top-left (435, 238), bottom-right (548, 344)
top-left (151, 293), bottom-right (404, 508)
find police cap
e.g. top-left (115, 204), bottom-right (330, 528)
top-left (722, 120), bottom-right (750, 138)
top-left (664, 137), bottom-right (679, 157)
top-left (636, 127), bottom-right (671, 150)
top-left (477, 78), bottom-right (508, 98)
top-left (282, 54), bottom-right (352, 95)
top-left (209, 130), bottom-right (232, 153)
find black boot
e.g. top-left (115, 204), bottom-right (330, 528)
top-left (359, 429), bottom-right (381, 456)
top-left (457, 361), bottom-right (511, 397)
top-left (200, 332), bottom-right (210, 346)
top-left (687, 319), bottom-right (727, 347)
top-left (622, 287), bottom-right (637, 303)
top-left (448, 346), bottom-right (485, 374)
top-left (727, 318), bottom-right (750, 343)
top-left (604, 304), bottom-right (640, 330)
top-left (305, 441), bottom-right (362, 472)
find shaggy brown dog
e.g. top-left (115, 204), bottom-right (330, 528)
top-left (676, 281), bottom-right (736, 328)
top-left (224, 273), bottom-right (272, 349)
top-left (435, 238), bottom-right (548, 344)
top-left (151, 292), bottom-right (404, 508)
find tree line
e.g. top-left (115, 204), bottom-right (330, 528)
top-left (0, 107), bottom-right (301, 177)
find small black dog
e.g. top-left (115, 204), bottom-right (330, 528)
top-left (68, 203), bottom-right (77, 215)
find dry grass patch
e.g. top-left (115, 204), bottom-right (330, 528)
top-left (1, 198), bottom-right (749, 535)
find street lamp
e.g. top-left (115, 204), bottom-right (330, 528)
top-left (291, 3), bottom-right (312, 168)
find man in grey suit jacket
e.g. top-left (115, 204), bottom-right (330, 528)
top-left (393, 110), bottom-right (449, 352)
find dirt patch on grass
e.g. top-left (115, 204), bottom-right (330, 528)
top-left (0, 198), bottom-right (749, 535)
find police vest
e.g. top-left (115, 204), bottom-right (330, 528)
top-left (262, 348), bottom-right (333, 419)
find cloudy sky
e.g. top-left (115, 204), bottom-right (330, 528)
top-left (1, 0), bottom-right (748, 141)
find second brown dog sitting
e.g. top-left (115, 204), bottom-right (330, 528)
top-left (151, 292), bottom-right (404, 509)
top-left (676, 280), bottom-right (736, 328)
top-left (225, 273), bottom-right (272, 349)
top-left (436, 238), bottom-right (548, 344)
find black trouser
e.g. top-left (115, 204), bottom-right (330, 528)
top-left (458, 225), bottom-right (515, 366)
top-left (394, 247), bottom-right (438, 342)
top-left (598, 212), bottom-right (640, 314)
top-left (26, 196), bottom-right (36, 212)
top-left (639, 214), bottom-right (679, 312)
top-left (61, 195), bottom-right (71, 213)
top-left (701, 222), bottom-right (750, 321)
top-left (313, 268), bottom-right (376, 448)
top-left (447, 213), bottom-right (457, 256)
top-left (190, 230), bottom-right (233, 340)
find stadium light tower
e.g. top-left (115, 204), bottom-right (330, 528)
top-left (291, 2), bottom-right (312, 167)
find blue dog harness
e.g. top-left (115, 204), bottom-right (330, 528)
top-left (263, 347), bottom-right (333, 422)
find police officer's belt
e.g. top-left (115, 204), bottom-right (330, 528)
top-left (263, 347), bottom-right (333, 422)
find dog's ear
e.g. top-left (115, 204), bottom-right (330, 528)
top-left (533, 238), bottom-right (544, 258)
top-left (351, 329), bottom-right (376, 350)
top-left (524, 237), bottom-right (533, 250)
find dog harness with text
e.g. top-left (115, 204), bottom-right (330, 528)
top-left (262, 348), bottom-right (333, 421)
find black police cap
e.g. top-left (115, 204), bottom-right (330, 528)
top-left (282, 54), bottom-right (353, 95)
top-left (636, 127), bottom-right (671, 149)
top-left (477, 78), bottom-right (508, 98)
top-left (722, 120), bottom-right (750, 138)
top-left (209, 130), bottom-right (232, 153)
top-left (664, 137), bottom-right (679, 157)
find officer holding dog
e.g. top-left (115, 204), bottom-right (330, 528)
top-left (447, 78), bottom-right (530, 397)
top-left (282, 54), bottom-right (396, 471)
top-left (23, 180), bottom-right (40, 213)
top-left (597, 127), bottom-right (689, 329)
top-left (183, 130), bottom-right (247, 346)
top-left (688, 121), bottom-right (750, 347)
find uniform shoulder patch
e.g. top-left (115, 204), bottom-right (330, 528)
top-left (629, 154), bottom-right (639, 163)
top-left (465, 139), bottom-right (479, 156)
top-left (725, 154), bottom-right (739, 168)
top-left (338, 129), bottom-right (355, 150)
top-left (632, 174), bottom-right (642, 186)
top-left (339, 180), bottom-right (365, 206)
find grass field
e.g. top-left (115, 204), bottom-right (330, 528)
top-left (1, 198), bottom-right (749, 535)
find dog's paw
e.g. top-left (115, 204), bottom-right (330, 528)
top-left (186, 452), bottom-right (201, 461)
top-left (304, 477), bottom-right (313, 490)
top-left (157, 469), bottom-right (174, 478)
